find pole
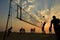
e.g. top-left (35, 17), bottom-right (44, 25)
top-left (20, 6), bottom-right (22, 20)
top-left (20, 0), bottom-right (22, 20)
top-left (3, 0), bottom-right (12, 40)
top-left (17, 5), bottom-right (18, 18)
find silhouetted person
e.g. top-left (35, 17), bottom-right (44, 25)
top-left (49, 16), bottom-right (60, 40)
top-left (20, 28), bottom-right (25, 33)
top-left (7, 27), bottom-right (12, 37)
top-left (42, 22), bottom-right (46, 33)
top-left (42, 16), bottom-right (46, 33)
top-left (31, 28), bottom-right (35, 33)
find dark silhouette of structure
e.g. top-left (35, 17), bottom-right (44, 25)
top-left (42, 16), bottom-right (46, 33)
top-left (7, 27), bottom-right (12, 37)
top-left (49, 16), bottom-right (60, 40)
top-left (16, 4), bottom-right (40, 27)
top-left (20, 28), bottom-right (25, 33)
top-left (3, 0), bottom-right (12, 40)
top-left (31, 28), bottom-right (35, 33)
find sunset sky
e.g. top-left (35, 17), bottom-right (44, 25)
top-left (0, 0), bottom-right (60, 33)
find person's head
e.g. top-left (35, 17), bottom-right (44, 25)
top-left (53, 16), bottom-right (56, 19)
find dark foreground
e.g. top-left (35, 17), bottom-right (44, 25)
top-left (0, 32), bottom-right (57, 40)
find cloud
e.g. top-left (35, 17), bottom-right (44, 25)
top-left (25, 5), bottom-right (41, 23)
top-left (14, 0), bottom-right (20, 4)
top-left (22, 1), bottom-right (27, 6)
top-left (22, 1), bottom-right (27, 9)
top-left (39, 6), bottom-right (60, 22)
top-left (24, 5), bottom-right (35, 12)
top-left (28, 0), bottom-right (34, 3)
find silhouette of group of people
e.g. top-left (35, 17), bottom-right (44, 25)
top-left (6, 15), bottom-right (60, 40)
top-left (7, 27), bottom-right (36, 37)
top-left (42, 16), bottom-right (60, 40)
top-left (19, 28), bottom-right (35, 33)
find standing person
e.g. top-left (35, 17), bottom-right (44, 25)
top-left (20, 27), bottom-right (25, 33)
top-left (31, 28), bottom-right (35, 33)
top-left (42, 16), bottom-right (46, 33)
top-left (49, 16), bottom-right (60, 40)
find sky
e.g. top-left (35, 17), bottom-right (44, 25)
top-left (0, 0), bottom-right (60, 33)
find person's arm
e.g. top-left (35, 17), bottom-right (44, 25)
top-left (59, 19), bottom-right (60, 23)
top-left (59, 19), bottom-right (60, 25)
top-left (49, 21), bottom-right (52, 32)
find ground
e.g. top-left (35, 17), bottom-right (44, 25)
top-left (0, 32), bottom-right (57, 40)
